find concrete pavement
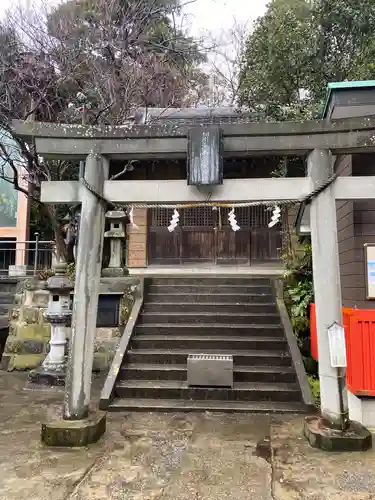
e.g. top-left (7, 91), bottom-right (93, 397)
top-left (0, 373), bottom-right (374, 500)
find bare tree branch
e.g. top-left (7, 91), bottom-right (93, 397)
top-left (0, 0), bottom-right (208, 258)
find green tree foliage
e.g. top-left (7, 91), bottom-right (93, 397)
top-left (47, 0), bottom-right (206, 122)
top-left (283, 241), bottom-right (318, 377)
top-left (239, 0), bottom-right (375, 120)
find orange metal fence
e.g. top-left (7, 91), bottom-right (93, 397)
top-left (310, 304), bottom-right (318, 361)
top-left (347, 311), bottom-right (375, 397)
top-left (310, 305), bottom-right (375, 397)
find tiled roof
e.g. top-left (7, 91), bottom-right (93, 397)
top-left (133, 107), bottom-right (256, 126)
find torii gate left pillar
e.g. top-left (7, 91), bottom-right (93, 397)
top-left (41, 151), bottom-right (108, 447)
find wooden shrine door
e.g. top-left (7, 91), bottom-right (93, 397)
top-left (148, 207), bottom-right (282, 265)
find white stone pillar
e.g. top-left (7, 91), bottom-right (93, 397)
top-left (29, 261), bottom-right (73, 386)
top-left (43, 262), bottom-right (73, 371)
top-left (63, 152), bottom-right (109, 420)
top-left (308, 149), bottom-right (348, 428)
top-left (45, 324), bottom-right (66, 368)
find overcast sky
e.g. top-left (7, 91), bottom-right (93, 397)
top-left (0, 0), bottom-right (268, 35)
top-left (183, 0), bottom-right (267, 36)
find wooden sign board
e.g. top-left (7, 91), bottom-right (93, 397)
top-left (364, 244), bottom-right (375, 299)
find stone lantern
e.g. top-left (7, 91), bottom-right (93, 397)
top-left (29, 261), bottom-right (73, 386)
top-left (102, 210), bottom-right (128, 277)
top-left (62, 208), bottom-right (81, 262)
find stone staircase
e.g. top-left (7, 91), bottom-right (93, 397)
top-left (109, 277), bottom-right (309, 413)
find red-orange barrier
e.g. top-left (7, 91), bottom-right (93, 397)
top-left (309, 305), bottom-right (353, 362)
top-left (310, 304), bottom-right (318, 361)
top-left (310, 306), bottom-right (375, 397)
top-left (347, 310), bottom-right (375, 397)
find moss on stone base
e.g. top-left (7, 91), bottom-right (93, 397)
top-left (93, 351), bottom-right (115, 372)
top-left (15, 324), bottom-right (50, 341)
top-left (41, 411), bottom-right (106, 447)
top-left (7, 354), bottom-right (44, 371)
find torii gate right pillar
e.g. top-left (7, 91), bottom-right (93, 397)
top-left (308, 149), bottom-right (348, 426)
top-left (305, 149), bottom-right (371, 451)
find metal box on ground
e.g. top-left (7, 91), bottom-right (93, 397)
top-left (187, 353), bottom-right (233, 388)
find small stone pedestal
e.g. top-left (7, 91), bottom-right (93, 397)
top-left (41, 411), bottom-right (106, 447)
top-left (304, 416), bottom-right (372, 452)
top-left (101, 210), bottom-right (128, 277)
top-left (29, 262), bottom-right (73, 387)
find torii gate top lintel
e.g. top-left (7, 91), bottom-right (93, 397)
top-left (10, 115), bottom-right (375, 159)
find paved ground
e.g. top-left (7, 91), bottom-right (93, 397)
top-left (0, 373), bottom-right (375, 500)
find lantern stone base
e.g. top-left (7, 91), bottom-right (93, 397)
top-left (101, 267), bottom-right (129, 277)
top-left (4, 277), bottom-right (138, 372)
top-left (304, 416), bottom-right (372, 452)
top-left (41, 411), bottom-right (106, 447)
top-left (28, 365), bottom-right (66, 386)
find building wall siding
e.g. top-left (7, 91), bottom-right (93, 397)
top-left (127, 208), bottom-right (148, 268)
top-left (341, 153), bottom-right (375, 309)
top-left (335, 155), bottom-right (359, 308)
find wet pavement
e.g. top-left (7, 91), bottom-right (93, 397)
top-left (0, 372), bottom-right (375, 499)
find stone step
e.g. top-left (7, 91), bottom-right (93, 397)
top-left (146, 292), bottom-right (274, 304)
top-left (115, 380), bottom-right (301, 402)
top-left (130, 335), bottom-right (286, 351)
top-left (109, 398), bottom-right (308, 413)
top-left (135, 323), bottom-right (285, 337)
top-left (231, 365), bottom-right (297, 383)
top-left (142, 302), bottom-right (277, 314)
top-left (148, 284), bottom-right (273, 295)
top-left (0, 280), bottom-right (19, 293)
top-left (0, 292), bottom-right (15, 305)
top-left (0, 304), bottom-right (12, 314)
top-left (119, 364), bottom-right (297, 383)
top-left (150, 277), bottom-right (272, 286)
top-left (138, 311), bottom-right (281, 325)
top-left (0, 314), bottom-right (8, 329)
top-left (126, 349), bottom-right (291, 366)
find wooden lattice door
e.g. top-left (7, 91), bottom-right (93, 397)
top-left (248, 206), bottom-right (283, 262)
top-left (148, 206), bottom-right (283, 265)
top-left (181, 207), bottom-right (215, 263)
top-left (216, 207), bottom-right (251, 264)
top-left (148, 208), bottom-right (181, 264)
top-left (148, 207), bottom-right (216, 264)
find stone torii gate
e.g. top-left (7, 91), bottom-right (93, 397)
top-left (12, 115), bottom-right (375, 448)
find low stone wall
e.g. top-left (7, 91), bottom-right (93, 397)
top-left (3, 280), bottom-right (50, 370)
top-left (2, 277), bottom-right (139, 372)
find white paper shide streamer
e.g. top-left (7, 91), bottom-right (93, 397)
top-left (268, 205), bottom-right (281, 228)
top-left (228, 208), bottom-right (240, 232)
top-left (168, 209), bottom-right (180, 232)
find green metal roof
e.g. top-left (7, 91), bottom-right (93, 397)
top-left (322, 80), bottom-right (375, 118)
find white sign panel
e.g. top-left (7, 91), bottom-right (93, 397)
top-left (364, 244), bottom-right (375, 300)
top-left (327, 322), bottom-right (347, 368)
